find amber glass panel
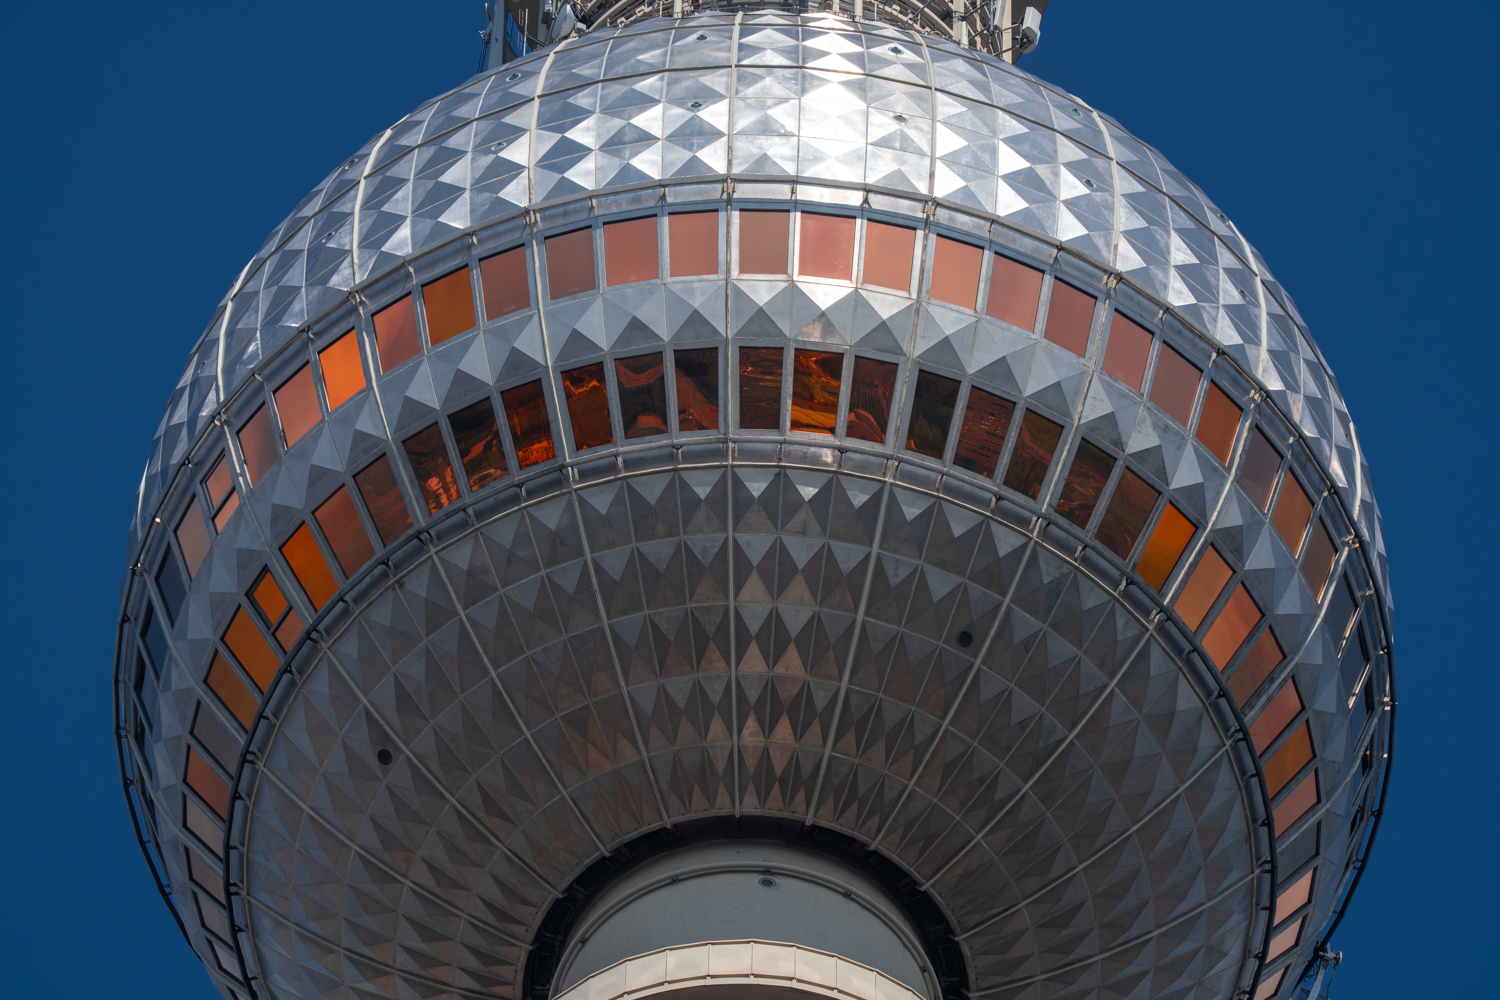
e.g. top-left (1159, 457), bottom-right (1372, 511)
top-left (197, 892), bottom-right (233, 942)
top-left (739, 211), bottom-right (790, 275)
top-left (1266, 915), bottom-right (1304, 961)
top-left (844, 357), bottom-right (898, 444)
top-left (238, 406), bottom-right (278, 486)
top-left (501, 380), bottom-right (557, 467)
top-left (1272, 476), bottom-right (1314, 553)
top-left (273, 365), bottom-right (321, 447)
top-left (1202, 584), bottom-right (1261, 666)
top-left (449, 398), bottom-right (510, 488)
top-left (952, 388), bottom-right (1015, 476)
top-left (604, 217), bottom-right (660, 286)
top-left (861, 221), bottom-right (915, 291)
top-left (176, 501), bottom-right (212, 578)
top-left (737, 347), bottom-right (784, 429)
top-left (1043, 281), bottom-right (1096, 357)
top-left (1261, 722), bottom-right (1313, 797)
top-left (223, 606), bottom-right (280, 691)
top-left (1002, 411), bottom-right (1063, 500)
top-left (1096, 470), bottom-right (1159, 560)
top-left (186, 747), bottom-right (230, 819)
top-left (1301, 522), bottom-right (1337, 599)
top-left (315, 486), bottom-right (376, 576)
top-left (790, 350), bottom-right (844, 434)
top-left (207, 654), bottom-right (257, 727)
top-left (373, 294), bottom-right (421, 372)
top-left (905, 370), bottom-right (961, 458)
top-left (616, 354), bottom-right (669, 439)
top-left (1276, 868), bottom-right (1315, 919)
top-left (1196, 383), bottom-right (1241, 464)
top-left (674, 348), bottom-right (720, 432)
top-left (1228, 629), bottom-right (1284, 705)
top-left (354, 455), bottom-right (413, 545)
top-left (929, 237), bottom-right (984, 309)
top-left (318, 330), bottom-right (367, 410)
top-left (562, 363), bottom-right (614, 449)
top-left (545, 228), bottom-right (597, 299)
top-left (183, 797), bottom-right (223, 856)
top-left (402, 423), bottom-right (462, 512)
top-left (1056, 440), bottom-right (1115, 528)
top-left (422, 267), bottom-right (477, 345)
top-left (1150, 347), bottom-right (1200, 426)
top-left (1102, 312), bottom-right (1152, 391)
top-left (1272, 772), bottom-right (1319, 835)
top-left (1134, 503), bottom-right (1194, 590)
top-left (1239, 429), bottom-right (1281, 510)
top-left (213, 491), bottom-right (239, 531)
top-left (250, 573), bottom-right (288, 625)
top-left (279, 524), bottom-right (339, 610)
top-left (205, 457), bottom-right (234, 508)
top-left (480, 246), bottom-right (531, 319)
top-left (1250, 681), bottom-right (1303, 753)
top-left (1252, 969), bottom-right (1287, 1000)
top-left (1173, 547), bottom-right (1233, 630)
top-left (273, 609), bottom-right (304, 653)
top-left (797, 213), bottom-right (856, 280)
top-left (985, 254), bottom-right (1044, 332)
top-left (191, 704), bottom-right (240, 773)
top-left (668, 212), bottom-right (719, 277)
top-left (189, 850), bottom-right (227, 903)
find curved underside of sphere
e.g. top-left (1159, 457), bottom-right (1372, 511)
top-left (113, 14), bottom-right (1395, 1000)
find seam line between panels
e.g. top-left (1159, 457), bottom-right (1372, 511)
top-left (727, 11), bottom-right (743, 819)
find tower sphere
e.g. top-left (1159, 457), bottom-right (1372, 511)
top-left (116, 14), bottom-right (1395, 1000)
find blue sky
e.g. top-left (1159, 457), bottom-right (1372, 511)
top-left (0, 1), bottom-right (1492, 995)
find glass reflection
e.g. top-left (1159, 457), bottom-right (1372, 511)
top-left (1055, 439), bottom-right (1115, 527)
top-left (501, 380), bottom-right (557, 467)
top-left (905, 370), bottom-right (960, 458)
top-left (314, 486), bottom-right (375, 576)
top-left (1095, 469), bottom-right (1159, 560)
top-left (616, 354), bottom-right (669, 439)
top-left (561, 363), bottom-right (614, 449)
top-left (738, 347), bottom-right (784, 429)
top-left (952, 387), bottom-right (1015, 476)
top-left (844, 356), bottom-right (898, 444)
top-left (1001, 410), bottom-right (1063, 499)
top-left (354, 455), bottom-right (412, 545)
top-left (674, 348), bottom-right (720, 432)
top-left (402, 423), bottom-right (462, 513)
top-left (449, 398), bottom-right (511, 488)
top-left (789, 349), bottom-right (844, 434)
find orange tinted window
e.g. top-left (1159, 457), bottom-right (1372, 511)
top-left (1135, 503), bottom-right (1194, 590)
top-left (354, 455), bottom-right (413, 545)
top-left (1239, 429), bottom-right (1281, 510)
top-left (674, 348), bottom-right (720, 432)
top-left (403, 423), bottom-right (462, 512)
top-left (1096, 469), bottom-right (1159, 560)
top-left (798, 213), bottom-right (856, 281)
top-left (561, 363), bottom-right (614, 449)
top-left (1266, 915), bottom-right (1304, 961)
top-left (318, 330), bottom-right (367, 410)
top-left (212, 491), bottom-right (239, 531)
top-left (952, 387), bottom-right (1015, 476)
top-left (1275, 868), bottom-right (1315, 919)
top-left (986, 254), bottom-right (1044, 332)
top-left (1272, 772), bottom-right (1319, 836)
top-left (1228, 629), bottom-right (1284, 705)
top-left (480, 246), bottom-right (531, 320)
top-left (1252, 969), bottom-right (1286, 1000)
top-left (188, 850), bottom-right (226, 904)
top-left (1001, 410), bottom-right (1063, 500)
top-left (1196, 383), bottom-right (1241, 463)
top-left (250, 573), bottom-right (288, 625)
top-left (422, 267), bottom-right (477, 345)
top-left (274, 365), bottom-right (321, 448)
top-left (845, 356), bottom-right (898, 444)
top-left (1250, 681), bottom-right (1303, 753)
top-left (279, 523), bottom-right (339, 610)
top-left (373, 294), bottom-right (421, 372)
top-left (1261, 722), bottom-right (1313, 796)
top-left (1056, 440), bottom-right (1115, 528)
top-left (222, 606), bottom-right (281, 690)
top-left (616, 354), bottom-right (669, 439)
top-left (789, 350), bottom-right (844, 434)
top-left (207, 653), bottom-right (257, 727)
top-left (186, 747), bottom-right (230, 819)
top-left (668, 212), bottom-right (719, 277)
top-left (545, 228), bottom-right (597, 299)
top-left (1272, 476), bottom-right (1314, 553)
top-left (196, 891), bottom-right (232, 943)
top-left (861, 221), bottom-right (915, 291)
top-left (501, 380), bottom-right (557, 467)
top-left (314, 486), bottom-right (375, 576)
top-left (740, 211), bottom-right (789, 275)
top-left (273, 610), bottom-right (304, 653)
top-left (205, 458), bottom-right (233, 510)
top-left (905, 370), bottom-right (961, 458)
top-left (1150, 347), bottom-right (1200, 426)
top-left (1173, 547), bottom-right (1232, 630)
top-left (1043, 282), bottom-right (1096, 357)
top-left (738, 347), bottom-right (784, 430)
top-left (191, 703), bottom-right (240, 772)
top-left (1102, 312), bottom-right (1152, 391)
top-left (238, 406), bottom-right (278, 486)
top-left (183, 796), bottom-right (222, 856)
top-left (1301, 522), bottom-right (1337, 599)
top-left (604, 217), bottom-right (660, 286)
top-left (1202, 584), bottom-right (1261, 667)
top-left (176, 501), bottom-right (212, 578)
top-left (449, 398), bottom-right (510, 489)
top-left (929, 237), bottom-right (984, 309)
